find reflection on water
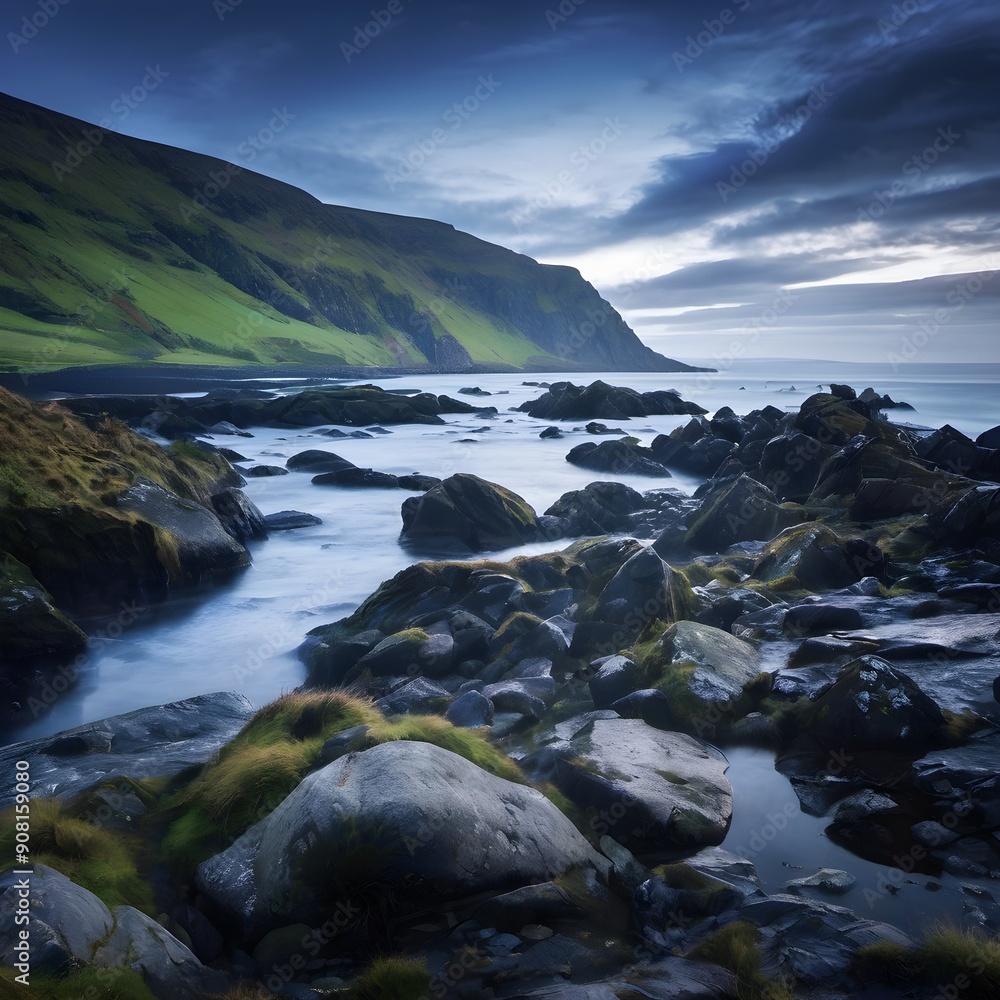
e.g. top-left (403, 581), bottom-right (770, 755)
top-left (722, 747), bottom-right (994, 936)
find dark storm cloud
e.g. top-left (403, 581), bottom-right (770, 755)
top-left (1, 0), bottom-right (997, 360)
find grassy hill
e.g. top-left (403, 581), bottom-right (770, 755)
top-left (0, 92), bottom-right (702, 375)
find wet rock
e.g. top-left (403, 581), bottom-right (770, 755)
top-left (916, 424), bottom-right (1000, 481)
top-left (445, 689), bottom-right (495, 728)
top-left (586, 421), bottom-right (626, 435)
top-left (400, 473), bottom-right (544, 552)
top-left (851, 477), bottom-right (940, 521)
top-left (0, 692), bottom-right (255, 807)
top-left (566, 439), bottom-right (671, 477)
top-left (650, 418), bottom-right (736, 476)
top-left (592, 547), bottom-right (695, 628)
top-left (682, 475), bottom-right (806, 552)
top-left (544, 481), bottom-right (646, 537)
top-left (797, 655), bottom-right (948, 750)
top-left (355, 628), bottom-right (455, 679)
top-left (481, 680), bottom-right (548, 721)
top-left (312, 467), bottom-right (400, 488)
top-left (738, 893), bottom-right (914, 987)
top-left (0, 866), bottom-right (225, 999)
top-left (782, 602), bottom-right (864, 637)
top-left (759, 431), bottom-right (839, 501)
top-left (539, 426), bottom-right (562, 439)
top-left (211, 487), bottom-right (268, 543)
top-left (638, 620), bottom-right (761, 729)
top-left (599, 835), bottom-right (654, 898)
top-left (262, 510), bottom-right (322, 531)
top-left (397, 473), bottom-right (441, 491)
top-left (787, 635), bottom-right (880, 667)
top-left (118, 478), bottom-right (249, 582)
top-left (978, 425), bottom-right (1000, 450)
top-left (588, 655), bottom-right (642, 709)
top-left (374, 677), bottom-right (451, 715)
top-left (833, 789), bottom-right (900, 823)
top-left (245, 464), bottom-right (288, 477)
top-left (786, 868), bottom-right (855, 894)
top-left (911, 820), bottom-right (960, 848)
top-left (285, 449), bottom-right (356, 473)
top-left (610, 689), bottom-right (673, 730)
top-left (472, 882), bottom-right (583, 930)
top-left (547, 718), bottom-right (733, 851)
top-left (196, 740), bottom-right (606, 941)
top-left (752, 522), bottom-right (882, 592)
top-left (0, 553), bottom-right (88, 660)
top-left (518, 380), bottom-right (705, 421)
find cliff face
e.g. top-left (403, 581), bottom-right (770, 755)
top-left (0, 92), bottom-right (704, 374)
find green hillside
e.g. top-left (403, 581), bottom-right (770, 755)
top-left (0, 93), bottom-right (700, 374)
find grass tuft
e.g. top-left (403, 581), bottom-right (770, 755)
top-left (0, 798), bottom-right (152, 912)
top-left (691, 922), bottom-right (793, 1000)
top-left (854, 925), bottom-right (1000, 993)
top-left (349, 956), bottom-right (431, 1000)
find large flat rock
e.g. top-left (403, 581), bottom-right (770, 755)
top-left (549, 718), bottom-right (733, 851)
top-left (0, 691), bottom-right (254, 807)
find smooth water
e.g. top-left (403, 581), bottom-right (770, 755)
top-left (4, 360), bottom-right (1000, 934)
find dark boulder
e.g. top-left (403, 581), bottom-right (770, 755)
top-left (682, 475), bottom-right (806, 553)
top-left (445, 689), bottom-right (495, 728)
top-left (0, 554), bottom-right (87, 661)
top-left (544, 481), bottom-right (646, 537)
top-left (245, 464), bottom-right (288, 477)
top-left (117, 479), bottom-right (249, 583)
top-left (588, 655), bottom-right (642, 709)
top-left (285, 449), bottom-right (356, 473)
top-left (782, 603), bottom-right (865, 637)
top-left (592, 547), bottom-right (696, 628)
top-left (312, 467), bottom-right (400, 488)
top-left (566, 440), bottom-right (671, 477)
top-left (752, 522), bottom-right (884, 592)
top-left (977, 425), bottom-right (1000, 450)
top-left (546, 718), bottom-right (732, 851)
top-left (518, 380), bottom-right (705, 421)
top-left (210, 488), bottom-right (267, 543)
top-left (795, 655), bottom-right (948, 749)
top-left (400, 473), bottom-right (543, 552)
top-left (262, 510), bottom-right (322, 531)
top-left (397, 473), bottom-right (441, 491)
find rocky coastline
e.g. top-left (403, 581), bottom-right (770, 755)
top-left (2, 378), bottom-right (1000, 999)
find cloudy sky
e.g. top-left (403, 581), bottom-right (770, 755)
top-left (3, 0), bottom-right (998, 365)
